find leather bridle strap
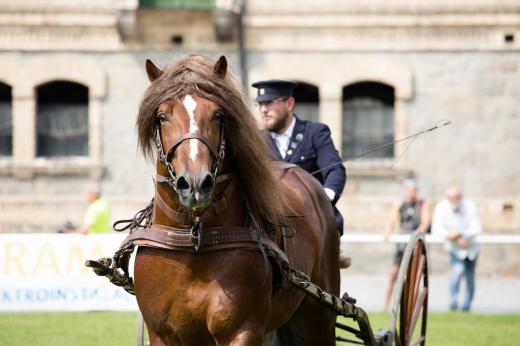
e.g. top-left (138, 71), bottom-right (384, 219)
top-left (154, 189), bottom-right (192, 225)
top-left (154, 118), bottom-right (226, 193)
top-left (155, 172), bottom-right (235, 185)
top-left (165, 132), bottom-right (220, 162)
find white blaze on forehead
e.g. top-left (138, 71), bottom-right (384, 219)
top-left (183, 94), bottom-right (199, 161)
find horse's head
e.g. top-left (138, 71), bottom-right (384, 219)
top-left (145, 57), bottom-right (228, 211)
top-left (137, 54), bottom-right (286, 225)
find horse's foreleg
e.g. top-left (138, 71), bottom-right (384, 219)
top-left (147, 328), bottom-right (168, 346)
top-left (216, 329), bottom-right (264, 346)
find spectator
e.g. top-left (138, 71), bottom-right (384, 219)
top-left (66, 183), bottom-right (112, 235)
top-left (383, 179), bottom-right (430, 310)
top-left (432, 185), bottom-right (482, 312)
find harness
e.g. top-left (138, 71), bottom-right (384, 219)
top-left (87, 121), bottom-right (290, 294)
top-left (85, 126), bottom-right (364, 335)
top-left (86, 171), bottom-right (289, 296)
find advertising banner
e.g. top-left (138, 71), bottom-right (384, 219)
top-left (0, 234), bottom-right (138, 311)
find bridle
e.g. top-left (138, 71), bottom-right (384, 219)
top-left (153, 117), bottom-right (226, 193)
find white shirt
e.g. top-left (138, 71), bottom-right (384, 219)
top-left (432, 198), bottom-right (482, 260)
top-left (271, 117), bottom-right (296, 159)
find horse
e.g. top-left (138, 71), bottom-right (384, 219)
top-left (133, 54), bottom-right (340, 345)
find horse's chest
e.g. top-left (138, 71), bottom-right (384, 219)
top-left (136, 248), bottom-right (270, 343)
top-left (165, 283), bottom-right (237, 341)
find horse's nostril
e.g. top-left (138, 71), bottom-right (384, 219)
top-left (176, 176), bottom-right (190, 192)
top-left (200, 174), bottom-right (215, 194)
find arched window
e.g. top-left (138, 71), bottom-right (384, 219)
top-left (0, 82), bottom-right (12, 157)
top-left (342, 82), bottom-right (395, 160)
top-left (293, 82), bottom-right (319, 122)
top-left (37, 81), bottom-right (89, 157)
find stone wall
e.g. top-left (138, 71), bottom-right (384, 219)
top-left (249, 51), bottom-right (520, 233)
top-left (0, 51), bottom-right (240, 233)
top-left (0, 1), bottom-right (519, 237)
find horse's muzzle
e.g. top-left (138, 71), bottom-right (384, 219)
top-left (175, 172), bottom-right (215, 211)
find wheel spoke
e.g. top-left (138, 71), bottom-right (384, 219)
top-left (400, 273), bottom-right (409, 343)
top-left (406, 245), bottom-right (421, 334)
top-left (412, 254), bottom-right (426, 303)
top-left (407, 287), bottom-right (428, 343)
top-left (409, 335), bottom-right (426, 346)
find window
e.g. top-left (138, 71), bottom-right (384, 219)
top-left (37, 81), bottom-right (89, 157)
top-left (342, 82), bottom-right (395, 160)
top-left (293, 82), bottom-right (319, 122)
top-left (139, 0), bottom-right (215, 9)
top-left (0, 82), bottom-right (12, 157)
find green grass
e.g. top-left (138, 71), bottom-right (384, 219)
top-left (337, 312), bottom-right (520, 346)
top-left (1, 311), bottom-right (520, 345)
top-left (0, 312), bottom-right (136, 346)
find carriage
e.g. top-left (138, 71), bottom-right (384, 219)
top-left (86, 55), bottom-right (428, 346)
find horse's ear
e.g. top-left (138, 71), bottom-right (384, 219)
top-left (145, 59), bottom-right (164, 82)
top-left (213, 56), bottom-right (227, 78)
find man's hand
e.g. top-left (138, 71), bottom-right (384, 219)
top-left (457, 237), bottom-right (470, 249)
top-left (447, 231), bottom-right (461, 241)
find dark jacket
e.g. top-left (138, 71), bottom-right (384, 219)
top-left (269, 115), bottom-right (347, 234)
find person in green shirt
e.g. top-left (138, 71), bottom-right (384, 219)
top-left (68, 183), bottom-right (112, 234)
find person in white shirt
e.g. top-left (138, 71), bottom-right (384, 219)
top-left (432, 185), bottom-right (482, 311)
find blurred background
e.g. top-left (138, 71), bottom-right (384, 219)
top-left (0, 0), bottom-right (519, 317)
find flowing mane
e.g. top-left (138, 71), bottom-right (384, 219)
top-left (136, 54), bottom-right (285, 224)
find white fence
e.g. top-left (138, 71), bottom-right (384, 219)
top-left (1, 232), bottom-right (519, 312)
top-left (341, 233), bottom-right (520, 244)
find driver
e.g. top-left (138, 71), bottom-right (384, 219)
top-left (252, 79), bottom-right (349, 268)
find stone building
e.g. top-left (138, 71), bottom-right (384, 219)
top-left (0, 0), bottom-right (519, 235)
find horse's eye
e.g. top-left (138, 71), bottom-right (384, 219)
top-left (158, 113), bottom-right (167, 123)
top-left (214, 111), bottom-right (224, 122)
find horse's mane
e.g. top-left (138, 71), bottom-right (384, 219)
top-left (137, 54), bottom-right (286, 224)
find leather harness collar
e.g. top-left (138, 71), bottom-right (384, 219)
top-left (120, 222), bottom-right (287, 261)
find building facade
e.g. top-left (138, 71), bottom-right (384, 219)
top-left (0, 0), bottom-right (519, 234)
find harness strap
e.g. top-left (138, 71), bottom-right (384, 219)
top-left (155, 174), bottom-right (173, 184)
top-left (166, 132), bottom-right (220, 162)
top-left (156, 172), bottom-right (235, 185)
top-left (154, 188), bottom-right (192, 225)
top-left (245, 201), bottom-right (271, 287)
top-left (121, 224), bottom-right (287, 261)
top-left (101, 220), bottom-right (289, 296)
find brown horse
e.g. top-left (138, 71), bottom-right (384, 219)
top-left (134, 54), bottom-right (340, 345)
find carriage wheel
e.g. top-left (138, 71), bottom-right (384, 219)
top-left (389, 232), bottom-right (428, 346)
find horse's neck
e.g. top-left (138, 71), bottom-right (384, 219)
top-left (153, 163), bottom-right (243, 228)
